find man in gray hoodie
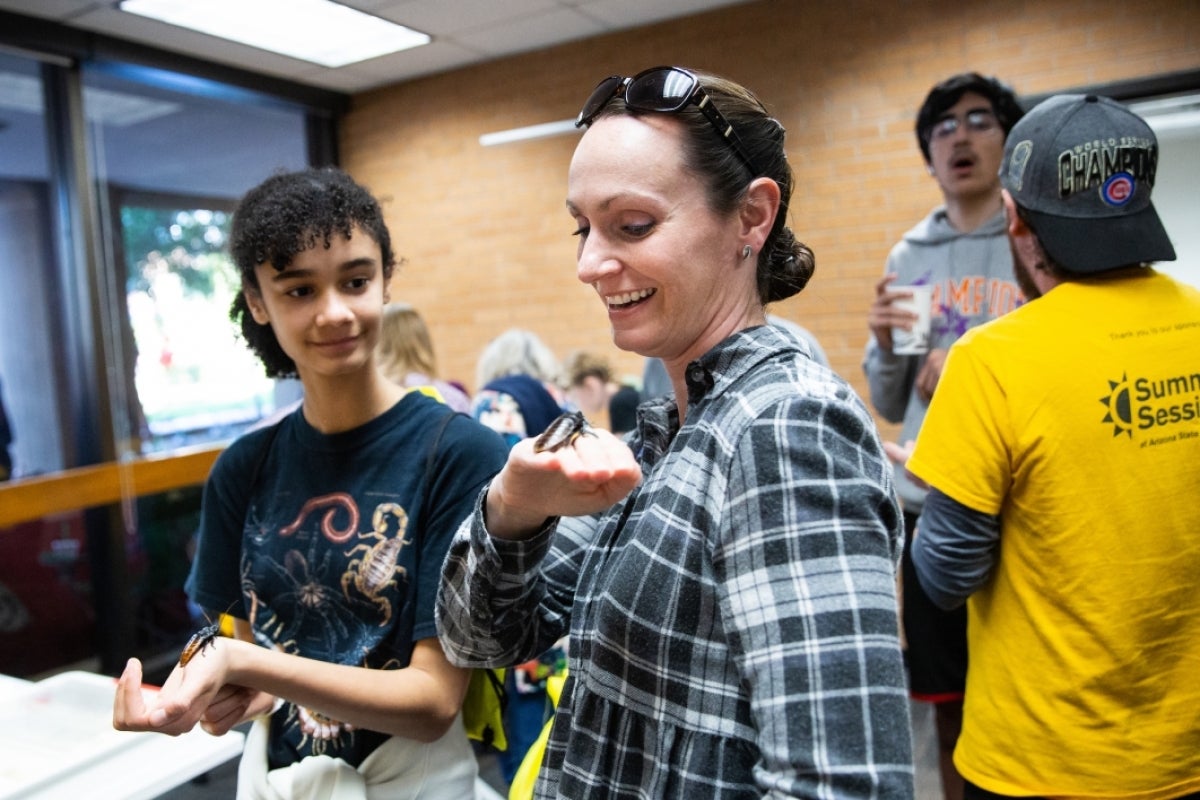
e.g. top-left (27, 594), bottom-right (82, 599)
top-left (862, 72), bottom-right (1024, 800)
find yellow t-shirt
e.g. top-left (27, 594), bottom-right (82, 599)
top-left (908, 270), bottom-right (1200, 799)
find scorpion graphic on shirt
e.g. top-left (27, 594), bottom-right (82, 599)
top-left (340, 502), bottom-right (411, 625)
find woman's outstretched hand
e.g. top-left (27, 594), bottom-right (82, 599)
top-left (485, 423), bottom-right (641, 540)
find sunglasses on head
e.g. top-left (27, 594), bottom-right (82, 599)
top-left (575, 66), bottom-right (764, 176)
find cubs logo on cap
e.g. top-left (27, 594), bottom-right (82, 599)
top-left (1101, 173), bottom-right (1134, 207)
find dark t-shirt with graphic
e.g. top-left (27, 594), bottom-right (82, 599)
top-left (186, 391), bottom-right (506, 769)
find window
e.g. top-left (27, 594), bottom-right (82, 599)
top-left (116, 193), bottom-right (276, 451)
top-left (84, 63), bottom-right (310, 453)
top-left (1129, 93), bottom-right (1200, 289)
top-left (0, 52), bottom-right (66, 478)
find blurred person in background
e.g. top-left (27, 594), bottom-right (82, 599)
top-left (563, 349), bottom-right (639, 434)
top-left (863, 72), bottom-right (1026, 800)
top-left (471, 328), bottom-right (569, 449)
top-left (0, 376), bottom-right (12, 481)
top-left (904, 93), bottom-right (1200, 800)
top-left (378, 302), bottom-right (471, 413)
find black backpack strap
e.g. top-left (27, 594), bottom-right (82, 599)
top-left (415, 408), bottom-right (461, 549)
top-left (409, 410), bottom-right (508, 740)
top-left (401, 408), bottom-right (461, 638)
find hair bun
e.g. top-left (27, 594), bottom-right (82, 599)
top-left (763, 230), bottom-right (815, 303)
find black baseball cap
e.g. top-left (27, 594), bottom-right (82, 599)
top-left (1000, 94), bottom-right (1176, 273)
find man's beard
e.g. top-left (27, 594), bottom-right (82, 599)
top-left (1011, 240), bottom-right (1042, 301)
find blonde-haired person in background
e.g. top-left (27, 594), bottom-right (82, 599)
top-left (473, 328), bottom-right (563, 394)
top-left (378, 302), bottom-right (471, 414)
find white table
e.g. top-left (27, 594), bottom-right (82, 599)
top-left (0, 671), bottom-right (245, 800)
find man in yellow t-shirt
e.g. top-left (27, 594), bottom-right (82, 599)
top-left (906, 94), bottom-right (1200, 799)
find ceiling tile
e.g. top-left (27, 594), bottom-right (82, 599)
top-left (578, 0), bottom-right (754, 27)
top-left (370, 0), bottom-right (563, 37)
top-left (453, 7), bottom-right (606, 57)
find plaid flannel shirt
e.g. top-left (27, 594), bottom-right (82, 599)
top-left (437, 325), bottom-right (914, 798)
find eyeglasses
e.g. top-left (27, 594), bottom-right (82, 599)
top-left (928, 109), bottom-right (1000, 141)
top-left (575, 66), bottom-right (763, 176)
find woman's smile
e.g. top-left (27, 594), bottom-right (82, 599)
top-left (604, 288), bottom-right (656, 310)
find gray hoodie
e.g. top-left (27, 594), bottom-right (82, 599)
top-left (863, 206), bottom-right (1023, 512)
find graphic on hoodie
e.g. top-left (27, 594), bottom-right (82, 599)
top-left (909, 268), bottom-right (1025, 342)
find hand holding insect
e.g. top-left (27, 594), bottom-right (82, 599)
top-left (178, 615), bottom-right (222, 666)
top-left (113, 634), bottom-right (257, 737)
top-left (485, 412), bottom-right (641, 540)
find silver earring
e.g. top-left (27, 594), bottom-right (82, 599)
top-left (742, 245), bottom-right (753, 260)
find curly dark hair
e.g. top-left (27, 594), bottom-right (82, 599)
top-left (228, 167), bottom-right (396, 377)
top-left (584, 67), bottom-right (815, 305)
top-left (915, 72), bottom-right (1025, 163)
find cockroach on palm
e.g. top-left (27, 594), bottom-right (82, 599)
top-left (533, 411), bottom-right (598, 454)
top-left (179, 604), bottom-right (236, 667)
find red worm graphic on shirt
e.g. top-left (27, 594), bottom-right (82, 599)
top-left (278, 493), bottom-right (359, 543)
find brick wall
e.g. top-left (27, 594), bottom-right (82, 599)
top-left (339, 0), bottom-right (1200, 437)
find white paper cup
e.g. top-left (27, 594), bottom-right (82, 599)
top-left (891, 284), bottom-right (933, 355)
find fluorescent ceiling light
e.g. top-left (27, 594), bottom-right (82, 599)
top-left (118, 0), bottom-right (431, 68)
top-left (479, 119), bottom-right (579, 147)
top-left (1128, 93), bottom-right (1200, 117)
top-left (1128, 93), bottom-right (1200, 134)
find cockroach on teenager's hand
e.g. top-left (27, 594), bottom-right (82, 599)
top-left (178, 604), bottom-right (235, 667)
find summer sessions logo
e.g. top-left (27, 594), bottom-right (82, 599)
top-left (1101, 371), bottom-right (1200, 445)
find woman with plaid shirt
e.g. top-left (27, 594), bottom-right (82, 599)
top-left (438, 67), bottom-right (914, 798)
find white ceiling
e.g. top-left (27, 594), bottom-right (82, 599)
top-left (0, 0), bottom-right (757, 94)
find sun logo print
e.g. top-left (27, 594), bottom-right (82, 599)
top-left (1100, 373), bottom-right (1133, 438)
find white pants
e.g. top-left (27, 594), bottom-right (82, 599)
top-left (236, 714), bottom-right (478, 800)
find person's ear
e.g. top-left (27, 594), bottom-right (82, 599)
top-left (739, 176), bottom-right (782, 252)
top-left (1001, 190), bottom-right (1022, 235)
top-left (244, 287), bottom-right (270, 325)
top-left (1002, 189), bottom-right (1044, 268)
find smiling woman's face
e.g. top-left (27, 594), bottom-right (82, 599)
top-left (566, 114), bottom-right (759, 368)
